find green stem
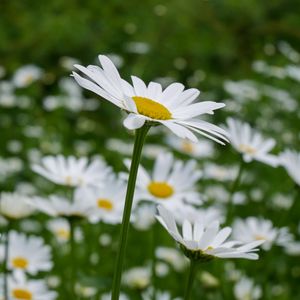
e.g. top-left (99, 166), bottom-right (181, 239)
top-left (227, 159), bottom-right (245, 222)
top-left (111, 124), bottom-right (150, 300)
top-left (184, 260), bottom-right (198, 300)
top-left (68, 218), bottom-right (76, 298)
top-left (3, 224), bottom-right (10, 300)
top-left (151, 221), bottom-right (158, 300)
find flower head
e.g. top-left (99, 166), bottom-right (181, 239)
top-left (29, 195), bottom-right (93, 219)
top-left (279, 149), bottom-right (300, 186)
top-left (225, 118), bottom-right (278, 167)
top-left (156, 206), bottom-right (264, 262)
top-left (232, 217), bottom-right (289, 250)
top-left (3, 273), bottom-right (57, 300)
top-left (72, 55), bottom-right (228, 144)
top-left (126, 152), bottom-right (202, 207)
top-left (83, 174), bottom-right (127, 224)
top-left (2, 231), bottom-right (53, 275)
top-left (32, 155), bottom-right (111, 188)
top-left (0, 192), bottom-right (35, 220)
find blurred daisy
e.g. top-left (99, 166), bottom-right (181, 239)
top-left (84, 175), bottom-right (127, 224)
top-left (225, 118), bottom-right (278, 167)
top-left (47, 218), bottom-right (70, 242)
top-left (126, 152), bottom-right (202, 207)
top-left (166, 135), bottom-right (215, 158)
top-left (72, 55), bottom-right (228, 144)
top-left (234, 276), bottom-right (262, 300)
top-left (4, 231), bottom-right (52, 275)
top-left (123, 266), bottom-right (151, 290)
top-left (157, 206), bottom-right (264, 261)
top-left (156, 247), bottom-right (187, 271)
top-left (279, 149), bottom-right (300, 186)
top-left (32, 155), bottom-right (111, 188)
top-left (29, 195), bottom-right (93, 219)
top-left (12, 65), bottom-right (43, 88)
top-left (143, 289), bottom-right (175, 300)
top-left (5, 273), bottom-right (57, 300)
top-left (232, 217), bottom-right (282, 250)
top-left (132, 204), bottom-right (156, 231)
top-left (171, 204), bottom-right (225, 226)
top-left (0, 192), bottom-right (35, 220)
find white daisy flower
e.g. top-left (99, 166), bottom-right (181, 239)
top-left (12, 65), bottom-right (43, 88)
top-left (225, 118), bottom-right (279, 167)
top-left (0, 192), bottom-right (35, 220)
top-left (122, 266), bottom-right (151, 290)
top-left (4, 273), bottom-right (57, 300)
top-left (156, 206), bottom-right (264, 262)
top-left (232, 217), bottom-right (281, 250)
top-left (279, 149), bottom-right (300, 186)
top-left (125, 152), bottom-right (202, 207)
top-left (156, 247), bottom-right (187, 272)
top-left (234, 276), bottom-right (262, 300)
top-left (132, 204), bottom-right (156, 231)
top-left (2, 231), bottom-right (53, 275)
top-left (83, 175), bottom-right (127, 224)
top-left (29, 195), bottom-right (93, 219)
top-left (166, 135), bottom-right (215, 158)
top-left (46, 218), bottom-right (71, 242)
top-left (32, 155), bottom-right (111, 188)
top-left (72, 55), bottom-right (228, 144)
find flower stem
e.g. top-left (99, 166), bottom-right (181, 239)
top-left (151, 221), bottom-right (158, 300)
top-left (111, 124), bottom-right (150, 300)
top-left (227, 159), bottom-right (245, 222)
top-left (184, 260), bottom-right (198, 300)
top-left (68, 218), bottom-right (76, 298)
top-left (3, 226), bottom-right (10, 300)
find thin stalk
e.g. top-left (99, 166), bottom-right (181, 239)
top-left (183, 260), bottom-right (198, 300)
top-left (68, 218), bottom-right (76, 298)
top-left (227, 159), bottom-right (245, 222)
top-left (111, 125), bottom-right (150, 300)
top-left (3, 223), bottom-right (10, 300)
top-left (151, 221), bottom-right (158, 300)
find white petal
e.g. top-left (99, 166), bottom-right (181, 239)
top-left (123, 114), bottom-right (146, 130)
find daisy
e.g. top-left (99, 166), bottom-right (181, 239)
top-left (156, 206), bottom-right (264, 261)
top-left (72, 55), bottom-right (228, 144)
top-left (234, 276), bottom-right (262, 300)
top-left (5, 273), bottom-right (57, 300)
top-left (0, 192), bottom-right (35, 220)
top-left (125, 152), bottom-right (202, 207)
top-left (225, 118), bottom-right (279, 167)
top-left (46, 218), bottom-right (71, 242)
top-left (166, 135), bottom-right (215, 158)
top-left (279, 149), bottom-right (300, 186)
top-left (12, 65), bottom-right (43, 88)
top-left (83, 174), bottom-right (127, 224)
top-left (122, 266), bottom-right (151, 290)
top-left (32, 155), bottom-right (111, 188)
top-left (29, 195), bottom-right (93, 219)
top-left (4, 231), bottom-right (52, 275)
top-left (232, 217), bottom-right (281, 250)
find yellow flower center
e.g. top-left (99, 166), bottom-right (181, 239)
top-left (254, 234), bottom-right (266, 241)
top-left (12, 289), bottom-right (32, 299)
top-left (238, 144), bottom-right (257, 155)
top-left (56, 228), bottom-right (70, 240)
top-left (12, 257), bottom-right (29, 269)
top-left (148, 181), bottom-right (174, 199)
top-left (65, 176), bottom-right (73, 185)
top-left (132, 96), bottom-right (172, 120)
top-left (97, 198), bottom-right (114, 211)
top-left (181, 141), bottom-right (194, 153)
